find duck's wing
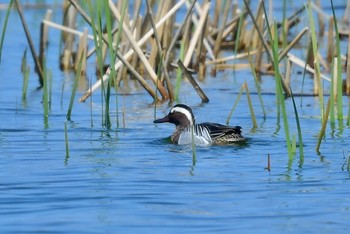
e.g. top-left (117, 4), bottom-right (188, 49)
top-left (177, 125), bottom-right (212, 146)
top-left (198, 122), bottom-right (243, 141)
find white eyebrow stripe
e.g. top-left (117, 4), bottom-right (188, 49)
top-left (171, 107), bottom-right (193, 125)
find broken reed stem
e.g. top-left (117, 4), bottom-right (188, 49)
top-left (15, 0), bottom-right (45, 87)
top-left (39, 10), bottom-right (52, 72)
top-left (177, 59), bottom-right (209, 103)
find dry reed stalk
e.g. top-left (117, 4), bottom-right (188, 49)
top-left (177, 60), bottom-right (209, 103)
top-left (333, 56), bottom-right (339, 101)
top-left (243, 0), bottom-right (272, 61)
top-left (313, 61), bottom-right (320, 95)
top-left (183, 1), bottom-right (210, 67)
top-left (39, 10), bottom-right (52, 70)
top-left (43, 20), bottom-right (95, 40)
top-left (285, 60), bottom-right (292, 87)
top-left (342, 0), bottom-right (350, 24)
top-left (306, 38), bottom-right (315, 68)
top-left (61, 1), bottom-right (77, 70)
top-left (251, 1), bottom-right (263, 50)
top-left (108, 1), bottom-right (168, 99)
top-left (148, 1), bottom-right (172, 70)
top-left (15, 0), bottom-right (45, 86)
top-left (80, 0), bottom-right (187, 102)
top-left (213, 0), bottom-right (222, 29)
top-left (254, 5), bottom-right (265, 72)
top-left (317, 51), bottom-right (330, 72)
top-left (164, 0), bottom-right (197, 71)
top-left (145, 0), bottom-right (174, 100)
top-left (185, 1), bottom-right (215, 60)
top-left (130, 17), bottom-right (142, 79)
top-left (205, 50), bottom-right (259, 65)
top-left (327, 17), bottom-right (334, 62)
top-left (346, 27), bottom-right (350, 94)
top-left (214, 63), bottom-right (271, 70)
top-left (213, 0), bottom-right (231, 59)
top-left (75, 28), bottom-right (87, 75)
top-left (287, 53), bottom-right (331, 82)
top-left (316, 0), bottom-right (325, 36)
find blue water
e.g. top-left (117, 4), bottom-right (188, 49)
top-left (1, 1), bottom-right (350, 233)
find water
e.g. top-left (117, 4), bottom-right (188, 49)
top-left (1, 1), bottom-right (350, 233)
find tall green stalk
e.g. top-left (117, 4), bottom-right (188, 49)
top-left (175, 41), bottom-right (185, 101)
top-left (262, 3), bottom-right (292, 158)
top-left (290, 88), bottom-right (304, 166)
top-left (66, 53), bottom-right (83, 121)
top-left (330, 0), bottom-right (343, 126)
top-left (307, 1), bottom-right (324, 119)
top-left (0, 0), bottom-right (13, 63)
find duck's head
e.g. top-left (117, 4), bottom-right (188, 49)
top-left (153, 104), bottom-right (195, 127)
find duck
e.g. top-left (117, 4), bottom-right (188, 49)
top-left (153, 104), bottom-right (245, 146)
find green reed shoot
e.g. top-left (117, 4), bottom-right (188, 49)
top-left (105, 0), bottom-right (127, 128)
top-left (0, 0), bottom-right (13, 63)
top-left (21, 49), bottom-right (29, 101)
top-left (329, 56), bottom-right (335, 125)
top-left (175, 41), bottom-right (185, 101)
top-left (42, 61), bottom-right (50, 127)
top-left (330, 0), bottom-right (343, 125)
top-left (87, 0), bottom-right (108, 127)
top-left (307, 1), bottom-right (324, 119)
top-left (316, 97), bottom-right (331, 153)
top-left (66, 53), bottom-right (83, 121)
top-left (290, 88), bottom-right (304, 165)
top-left (244, 82), bottom-right (257, 128)
top-left (226, 84), bottom-right (244, 125)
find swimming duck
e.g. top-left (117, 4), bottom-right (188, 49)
top-left (153, 104), bottom-right (245, 145)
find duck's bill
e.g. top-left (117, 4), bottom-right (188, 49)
top-left (153, 115), bottom-right (170, 123)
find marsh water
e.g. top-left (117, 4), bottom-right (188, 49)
top-left (1, 1), bottom-right (350, 233)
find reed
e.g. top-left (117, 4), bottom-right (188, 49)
top-left (0, 0), bottom-right (13, 63)
top-left (243, 82), bottom-right (257, 128)
top-left (43, 65), bottom-right (50, 128)
top-left (307, 0), bottom-right (325, 118)
top-left (21, 49), bottom-right (30, 102)
top-left (15, 0), bottom-right (45, 87)
top-left (290, 88), bottom-right (304, 166)
top-left (66, 54), bottom-right (83, 121)
top-left (226, 84), bottom-right (245, 125)
top-left (330, 0), bottom-right (343, 126)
